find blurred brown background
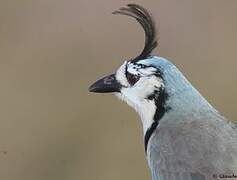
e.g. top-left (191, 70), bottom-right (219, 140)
top-left (0, 0), bottom-right (236, 180)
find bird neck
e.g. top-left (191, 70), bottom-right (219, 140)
top-left (135, 99), bottom-right (157, 135)
top-left (142, 88), bottom-right (169, 152)
top-left (142, 85), bottom-right (216, 153)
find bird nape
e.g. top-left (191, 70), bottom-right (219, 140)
top-left (89, 3), bottom-right (237, 180)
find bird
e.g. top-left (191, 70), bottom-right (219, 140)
top-left (89, 4), bottom-right (237, 180)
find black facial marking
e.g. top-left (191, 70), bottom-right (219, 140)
top-left (125, 63), bottom-right (140, 85)
top-left (126, 71), bottom-right (140, 85)
top-left (154, 71), bottom-right (162, 78)
top-left (144, 87), bottom-right (170, 153)
top-left (147, 90), bottom-right (159, 100)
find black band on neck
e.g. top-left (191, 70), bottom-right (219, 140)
top-left (144, 121), bottom-right (158, 153)
top-left (144, 88), bottom-right (169, 153)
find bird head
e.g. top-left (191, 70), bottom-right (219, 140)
top-left (89, 4), bottom-right (214, 138)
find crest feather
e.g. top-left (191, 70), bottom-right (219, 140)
top-left (113, 4), bottom-right (158, 62)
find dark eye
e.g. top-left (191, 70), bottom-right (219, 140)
top-left (126, 71), bottom-right (140, 85)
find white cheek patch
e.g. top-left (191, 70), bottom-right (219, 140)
top-left (115, 61), bottom-right (130, 87)
top-left (134, 76), bottom-right (164, 98)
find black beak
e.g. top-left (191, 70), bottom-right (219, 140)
top-left (89, 74), bottom-right (121, 93)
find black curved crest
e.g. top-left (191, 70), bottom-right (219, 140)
top-left (113, 4), bottom-right (158, 63)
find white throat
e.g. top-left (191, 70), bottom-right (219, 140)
top-left (116, 91), bottom-right (156, 135)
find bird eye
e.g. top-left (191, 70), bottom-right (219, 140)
top-left (126, 71), bottom-right (140, 85)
